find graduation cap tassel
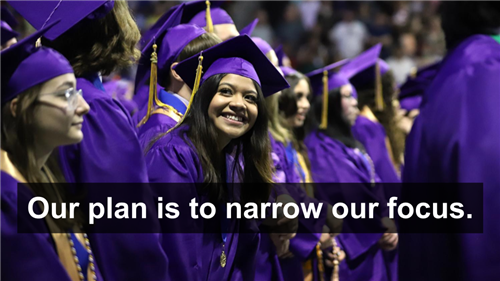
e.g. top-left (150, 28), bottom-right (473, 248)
top-left (205, 0), bottom-right (214, 34)
top-left (167, 52), bottom-right (204, 134)
top-left (375, 62), bottom-right (384, 111)
top-left (319, 70), bottom-right (329, 130)
top-left (138, 43), bottom-right (158, 127)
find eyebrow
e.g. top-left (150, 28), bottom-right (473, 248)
top-left (219, 82), bottom-right (258, 95)
top-left (57, 81), bottom-right (74, 90)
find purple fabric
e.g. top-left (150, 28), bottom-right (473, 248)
top-left (103, 80), bottom-right (138, 115)
top-left (352, 116), bottom-right (400, 185)
top-left (145, 126), bottom-right (260, 280)
top-left (137, 110), bottom-right (178, 151)
top-left (174, 35), bottom-right (289, 97)
top-left (340, 43), bottom-right (387, 82)
top-left (401, 34), bottom-right (500, 281)
top-left (240, 18), bottom-right (258, 36)
top-left (251, 37), bottom-right (273, 56)
top-left (274, 45), bottom-right (288, 67)
top-left (57, 76), bottom-right (169, 281)
top-left (280, 66), bottom-right (297, 77)
top-left (1, 7), bottom-right (18, 28)
top-left (1, 22), bottom-right (73, 105)
top-left (138, 3), bottom-right (184, 49)
top-left (306, 60), bottom-right (350, 96)
top-left (399, 95), bottom-right (422, 112)
top-left (1, 20), bottom-right (18, 45)
top-left (305, 130), bottom-right (397, 281)
top-left (189, 7), bottom-right (234, 27)
top-left (1, 172), bottom-right (104, 281)
top-left (8, 0), bottom-right (114, 40)
top-left (398, 61), bottom-right (440, 111)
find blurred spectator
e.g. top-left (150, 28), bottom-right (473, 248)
top-left (387, 33), bottom-right (417, 84)
top-left (276, 3), bottom-right (305, 47)
top-left (299, 0), bottom-right (321, 31)
top-left (328, 9), bottom-right (368, 58)
top-left (367, 11), bottom-right (393, 58)
top-left (252, 9), bottom-right (274, 43)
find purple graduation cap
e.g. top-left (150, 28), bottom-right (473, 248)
top-left (251, 37), bottom-right (273, 56)
top-left (139, 3), bottom-right (185, 49)
top-left (306, 59), bottom-right (350, 129)
top-left (274, 45), bottom-right (290, 67)
top-left (1, 21), bottom-right (73, 105)
top-left (279, 66), bottom-right (297, 77)
top-left (1, 7), bottom-right (19, 45)
top-left (239, 18), bottom-right (258, 36)
top-left (174, 35), bottom-right (289, 98)
top-left (8, 0), bottom-right (114, 40)
top-left (398, 61), bottom-right (440, 111)
top-left (184, 1), bottom-right (233, 30)
top-left (340, 43), bottom-right (389, 110)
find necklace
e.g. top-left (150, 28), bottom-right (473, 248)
top-left (67, 232), bottom-right (97, 280)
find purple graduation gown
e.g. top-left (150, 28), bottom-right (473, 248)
top-left (401, 34), bottom-right (500, 281)
top-left (270, 136), bottom-right (328, 281)
top-left (58, 75), bottom-right (169, 281)
top-left (352, 115), bottom-right (401, 200)
top-left (145, 127), bottom-right (260, 281)
top-left (305, 130), bottom-right (397, 281)
top-left (136, 90), bottom-right (187, 151)
top-left (1, 171), bottom-right (103, 281)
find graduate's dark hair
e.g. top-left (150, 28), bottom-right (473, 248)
top-left (440, 2), bottom-right (500, 50)
top-left (279, 72), bottom-right (313, 174)
top-left (356, 70), bottom-right (405, 167)
top-left (311, 87), bottom-right (365, 151)
top-left (1, 85), bottom-right (84, 230)
top-left (42, 0), bottom-right (141, 77)
top-left (153, 74), bottom-right (273, 204)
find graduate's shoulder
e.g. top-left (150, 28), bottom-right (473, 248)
top-left (146, 127), bottom-right (198, 159)
top-left (446, 35), bottom-right (500, 70)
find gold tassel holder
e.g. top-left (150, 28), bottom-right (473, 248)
top-left (138, 43), bottom-right (159, 127)
top-left (166, 52), bottom-right (204, 133)
top-left (319, 70), bottom-right (329, 130)
top-left (375, 61), bottom-right (384, 111)
top-left (205, 0), bottom-right (214, 33)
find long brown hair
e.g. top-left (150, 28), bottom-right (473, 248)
top-left (151, 74), bottom-right (273, 204)
top-left (43, 0), bottom-right (141, 77)
top-left (1, 86), bottom-right (81, 230)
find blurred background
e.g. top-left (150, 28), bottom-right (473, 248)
top-left (5, 0), bottom-right (445, 86)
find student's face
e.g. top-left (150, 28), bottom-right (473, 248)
top-left (287, 78), bottom-right (311, 128)
top-left (208, 74), bottom-right (258, 142)
top-left (33, 73), bottom-right (90, 148)
top-left (340, 84), bottom-right (359, 127)
top-left (213, 24), bottom-right (240, 41)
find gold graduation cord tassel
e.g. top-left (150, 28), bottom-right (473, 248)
top-left (166, 52), bottom-right (204, 133)
top-left (375, 62), bottom-right (384, 112)
top-left (316, 243), bottom-right (326, 281)
top-left (137, 43), bottom-right (159, 127)
top-left (205, 0), bottom-right (214, 34)
top-left (319, 70), bottom-right (329, 130)
top-left (331, 239), bottom-right (340, 281)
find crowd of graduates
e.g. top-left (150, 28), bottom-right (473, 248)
top-left (1, 1), bottom-right (499, 281)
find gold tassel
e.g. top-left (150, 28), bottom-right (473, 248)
top-left (331, 239), bottom-right (340, 281)
top-left (316, 243), bottom-right (325, 281)
top-left (319, 70), bottom-right (328, 130)
top-left (166, 52), bottom-right (204, 133)
top-left (205, 0), bottom-right (214, 33)
top-left (138, 43), bottom-right (158, 127)
top-left (375, 62), bottom-right (384, 111)
top-left (35, 38), bottom-right (42, 47)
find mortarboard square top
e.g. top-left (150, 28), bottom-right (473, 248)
top-left (182, 1), bottom-right (233, 27)
top-left (1, 21), bottom-right (19, 45)
top-left (8, 0), bottom-right (114, 40)
top-left (2, 7), bottom-right (18, 28)
top-left (340, 43), bottom-right (390, 90)
top-left (173, 35), bottom-right (289, 97)
top-left (139, 3), bottom-right (185, 50)
top-left (307, 59), bottom-right (350, 97)
top-left (240, 18), bottom-right (258, 36)
top-left (251, 37), bottom-right (273, 56)
top-left (1, 21), bottom-right (73, 105)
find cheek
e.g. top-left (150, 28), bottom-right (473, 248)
top-left (208, 96), bottom-right (224, 120)
top-left (247, 104), bottom-right (258, 127)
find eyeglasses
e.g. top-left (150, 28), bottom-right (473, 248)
top-left (341, 93), bottom-right (354, 99)
top-left (37, 88), bottom-right (83, 113)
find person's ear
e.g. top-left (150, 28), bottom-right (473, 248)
top-left (9, 98), bottom-right (19, 117)
top-left (170, 62), bottom-right (183, 82)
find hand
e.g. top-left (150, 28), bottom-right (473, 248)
top-left (269, 233), bottom-right (292, 258)
top-left (264, 194), bottom-right (299, 236)
top-left (319, 229), bottom-right (334, 250)
top-left (395, 108), bottom-right (419, 134)
top-left (378, 217), bottom-right (398, 251)
top-left (378, 232), bottom-right (398, 251)
top-left (325, 204), bottom-right (343, 235)
top-left (324, 244), bottom-right (345, 267)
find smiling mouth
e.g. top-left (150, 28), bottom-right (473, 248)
top-left (221, 113), bottom-right (246, 123)
top-left (72, 121), bottom-right (83, 126)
